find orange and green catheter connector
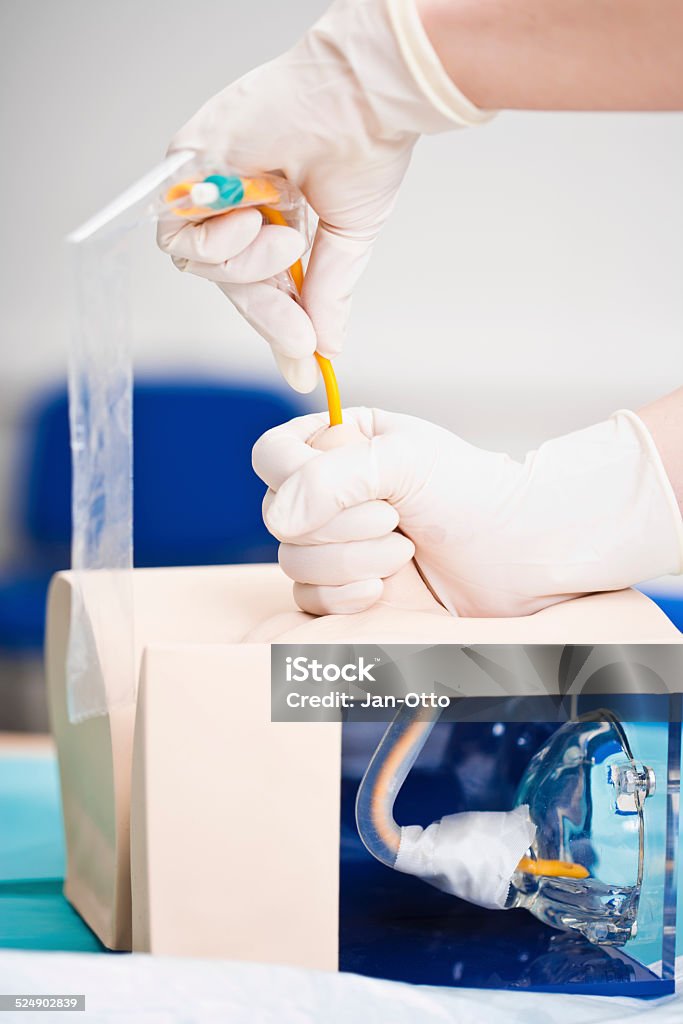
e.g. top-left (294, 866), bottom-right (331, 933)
top-left (165, 172), bottom-right (343, 427)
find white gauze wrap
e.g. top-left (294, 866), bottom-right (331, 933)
top-left (394, 805), bottom-right (536, 910)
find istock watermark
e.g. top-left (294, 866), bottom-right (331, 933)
top-left (285, 655), bottom-right (377, 684)
top-left (271, 644), bottom-right (682, 723)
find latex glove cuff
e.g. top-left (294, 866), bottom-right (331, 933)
top-left (387, 0), bottom-right (496, 127)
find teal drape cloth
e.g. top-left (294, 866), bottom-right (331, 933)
top-left (0, 754), bottom-right (103, 953)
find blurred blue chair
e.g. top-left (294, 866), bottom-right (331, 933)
top-left (636, 583), bottom-right (683, 632)
top-left (0, 379), bottom-right (308, 657)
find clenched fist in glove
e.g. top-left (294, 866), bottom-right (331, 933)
top-left (252, 407), bottom-right (683, 617)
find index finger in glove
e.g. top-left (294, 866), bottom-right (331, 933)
top-left (264, 439), bottom-right (391, 540)
top-left (180, 225), bottom-right (307, 285)
top-left (252, 407), bottom-right (376, 491)
top-left (157, 207), bottom-right (262, 263)
top-left (252, 411), bottom-right (332, 491)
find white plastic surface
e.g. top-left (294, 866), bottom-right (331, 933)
top-left (0, 949), bottom-right (681, 1024)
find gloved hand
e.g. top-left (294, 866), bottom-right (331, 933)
top-left (158, 0), bottom-right (489, 392)
top-left (252, 408), bottom-right (683, 617)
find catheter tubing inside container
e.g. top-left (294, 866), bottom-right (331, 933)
top-left (356, 703), bottom-right (591, 881)
top-left (355, 702), bottom-right (442, 867)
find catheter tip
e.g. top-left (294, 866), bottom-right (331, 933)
top-left (517, 856), bottom-right (590, 879)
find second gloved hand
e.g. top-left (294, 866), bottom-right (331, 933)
top-left (252, 407), bottom-right (683, 617)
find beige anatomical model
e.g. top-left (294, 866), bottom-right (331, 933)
top-left (44, 417), bottom-right (680, 960)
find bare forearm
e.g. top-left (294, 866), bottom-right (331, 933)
top-left (638, 388), bottom-right (683, 513)
top-left (417, 0), bottom-right (683, 110)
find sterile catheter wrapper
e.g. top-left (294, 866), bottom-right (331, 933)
top-left (65, 153), bottom-right (310, 721)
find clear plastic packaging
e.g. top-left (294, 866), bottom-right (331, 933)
top-left (355, 702), bottom-right (441, 867)
top-left (510, 711), bottom-right (654, 946)
top-left (66, 153), bottom-right (311, 721)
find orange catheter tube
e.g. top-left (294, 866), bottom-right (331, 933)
top-left (259, 206), bottom-right (343, 427)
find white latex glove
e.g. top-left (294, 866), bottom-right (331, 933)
top-left (158, 0), bottom-right (489, 393)
top-left (252, 408), bottom-right (683, 617)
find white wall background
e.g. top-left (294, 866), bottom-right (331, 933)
top-left (1, 0), bottom-right (682, 562)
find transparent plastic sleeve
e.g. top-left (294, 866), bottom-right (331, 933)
top-left (355, 702), bottom-right (441, 866)
top-left (65, 152), bottom-right (311, 721)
